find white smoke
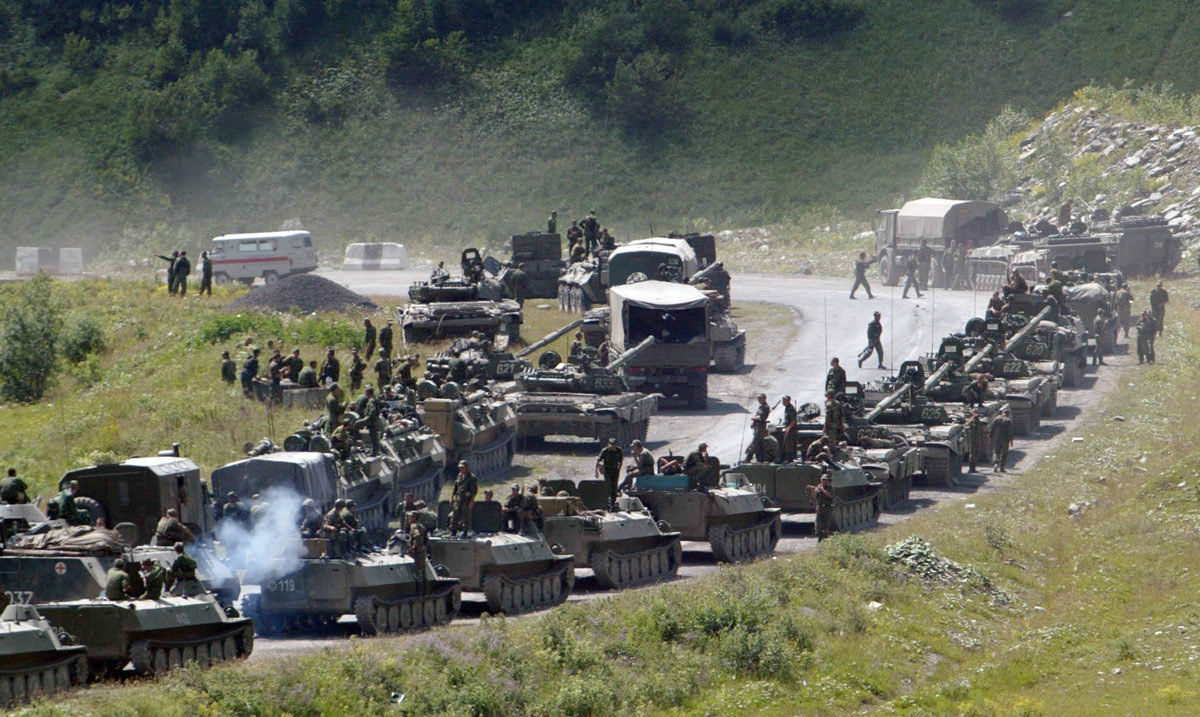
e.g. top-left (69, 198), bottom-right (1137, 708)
top-left (217, 485), bottom-right (308, 584)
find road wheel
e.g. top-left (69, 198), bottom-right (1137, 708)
top-left (263, 271), bottom-right (279, 285)
top-left (214, 272), bottom-right (230, 285)
top-left (879, 255), bottom-right (897, 286)
top-left (354, 596), bottom-right (378, 636)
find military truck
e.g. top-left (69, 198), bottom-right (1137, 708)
top-left (424, 499), bottom-right (575, 614)
top-left (535, 480), bottom-right (681, 589)
top-left (608, 281), bottom-right (712, 409)
top-left (419, 389), bottom-right (518, 478)
top-left (558, 236), bottom-right (704, 312)
top-left (58, 454), bottom-right (214, 542)
top-left (36, 595), bottom-right (253, 677)
top-left (240, 540), bottom-right (460, 636)
top-left (512, 336), bottom-right (658, 449)
top-left (0, 604), bottom-right (88, 706)
top-left (875, 198), bottom-right (1009, 288)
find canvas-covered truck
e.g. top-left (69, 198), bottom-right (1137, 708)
top-left (875, 198), bottom-right (1008, 288)
top-left (608, 281), bottom-right (712, 409)
top-left (209, 231), bottom-right (318, 286)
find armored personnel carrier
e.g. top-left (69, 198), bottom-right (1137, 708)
top-left (733, 461), bottom-right (881, 534)
top-left (628, 463), bottom-right (781, 564)
top-left (36, 594), bottom-right (253, 677)
top-left (0, 604), bottom-right (88, 706)
top-left (402, 248), bottom-right (523, 343)
top-left (426, 499), bottom-right (574, 614)
top-left (240, 540), bottom-right (460, 636)
top-left (513, 336), bottom-right (658, 449)
top-left (536, 479), bottom-right (681, 589)
top-left (419, 387), bottom-right (517, 478)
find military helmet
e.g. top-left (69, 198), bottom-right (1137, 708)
top-left (631, 439), bottom-right (642, 447)
top-left (346, 500), bottom-right (356, 508)
top-left (141, 558), bottom-right (155, 567)
top-left (173, 542), bottom-right (184, 552)
top-left (114, 558), bottom-right (126, 568)
top-left (226, 491), bottom-right (238, 501)
top-left (608, 437), bottom-right (617, 445)
top-left (459, 460), bottom-right (469, 468)
top-left (334, 498), bottom-right (346, 508)
top-left (302, 498), bottom-right (316, 508)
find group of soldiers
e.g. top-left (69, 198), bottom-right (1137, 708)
top-left (157, 250), bottom-right (213, 297)
top-left (559, 210), bottom-right (617, 263)
top-left (103, 541), bottom-right (202, 601)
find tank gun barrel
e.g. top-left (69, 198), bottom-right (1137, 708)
top-left (515, 318), bottom-right (586, 359)
top-left (864, 383), bottom-right (910, 422)
top-left (1005, 305), bottom-right (1053, 353)
top-left (961, 343), bottom-right (996, 375)
top-left (687, 261), bottom-right (723, 286)
top-left (606, 336), bottom-right (656, 371)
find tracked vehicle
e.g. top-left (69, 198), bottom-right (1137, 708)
top-left (537, 479), bottom-right (681, 589)
top-left (36, 595), bottom-right (253, 677)
top-left (240, 540), bottom-right (460, 636)
top-left (423, 318), bottom-right (586, 386)
top-left (419, 388), bottom-right (517, 478)
top-left (0, 604), bottom-right (88, 706)
top-left (733, 461), bottom-right (881, 533)
top-left (426, 500), bottom-right (574, 614)
top-left (403, 248), bottom-right (523, 343)
top-left (558, 236), bottom-right (704, 312)
top-left (609, 281), bottom-right (712, 409)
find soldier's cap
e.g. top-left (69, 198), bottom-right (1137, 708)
top-left (329, 382), bottom-right (339, 390)
top-left (698, 442), bottom-right (708, 450)
top-left (458, 460), bottom-right (469, 467)
top-left (608, 437), bottom-right (617, 444)
top-left (511, 484), bottom-right (520, 491)
top-left (252, 347), bottom-right (261, 354)
top-left (631, 439), bottom-right (643, 447)
top-left (387, 319), bottom-right (394, 324)
top-left (819, 473), bottom-right (831, 481)
top-left (557, 490), bottom-right (570, 497)
top-left (529, 485), bottom-right (539, 493)
top-left (114, 558), bottom-right (126, 568)
top-left (783, 395), bottom-right (791, 401)
top-left (302, 498), bottom-right (316, 507)
top-left (874, 311), bottom-right (881, 317)
top-left (352, 348), bottom-right (359, 353)
top-left (757, 393), bottom-right (766, 399)
top-left (221, 350), bottom-right (230, 356)
top-left (365, 385), bottom-right (375, 393)
top-left (173, 542), bottom-right (184, 551)
top-left (141, 558), bottom-right (155, 566)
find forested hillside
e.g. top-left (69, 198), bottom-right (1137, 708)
top-left (4, 0), bottom-right (1200, 260)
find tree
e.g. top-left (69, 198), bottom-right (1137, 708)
top-left (0, 274), bottom-right (63, 402)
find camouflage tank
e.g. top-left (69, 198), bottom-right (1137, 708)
top-left (1004, 294), bottom-right (1088, 388)
top-left (36, 594), bottom-right (253, 677)
top-left (513, 336), bottom-right (658, 449)
top-left (402, 249), bottom-right (523, 344)
top-left (240, 540), bottom-right (460, 636)
top-left (425, 500), bottom-right (574, 614)
top-left (419, 387), bottom-right (517, 478)
top-left (536, 479), bottom-right (681, 590)
top-left (423, 318), bottom-right (587, 387)
top-left (628, 462), bottom-right (781, 563)
top-left (0, 604), bottom-right (88, 707)
top-left (732, 461), bottom-right (881, 533)
top-left (0, 524), bottom-right (241, 609)
top-left (558, 237), bottom-right (703, 313)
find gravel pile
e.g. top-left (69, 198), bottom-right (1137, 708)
top-left (226, 274), bottom-right (379, 314)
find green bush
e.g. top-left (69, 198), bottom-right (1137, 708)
top-left (604, 51), bottom-right (687, 137)
top-left (759, 0), bottom-right (865, 40)
top-left (0, 275), bottom-right (63, 403)
top-left (62, 315), bottom-right (106, 364)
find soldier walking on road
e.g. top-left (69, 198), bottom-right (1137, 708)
top-left (198, 251), bottom-right (213, 296)
top-left (1136, 310), bottom-right (1157, 364)
top-left (849, 251), bottom-right (877, 299)
top-left (1092, 311), bottom-right (1110, 366)
top-left (363, 318), bottom-right (377, 360)
top-left (808, 474), bottom-right (835, 542)
top-left (991, 408), bottom-right (1013, 473)
top-left (596, 438), bottom-right (624, 506)
top-left (450, 461), bottom-right (478, 537)
top-left (858, 311), bottom-right (885, 369)
top-left (902, 255), bottom-right (923, 299)
top-left (1115, 283), bottom-right (1134, 338)
top-left (1150, 281), bottom-right (1169, 336)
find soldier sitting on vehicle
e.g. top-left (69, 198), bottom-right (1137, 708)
top-left (620, 440), bottom-right (654, 492)
top-left (684, 443), bottom-right (715, 488)
top-left (502, 484), bottom-right (525, 533)
top-left (138, 558), bottom-right (167, 600)
top-left (520, 485), bottom-right (543, 534)
top-left (1, 468), bottom-right (28, 504)
top-left (299, 498), bottom-right (324, 538)
top-left (103, 558), bottom-right (136, 601)
top-left (153, 508), bottom-right (195, 546)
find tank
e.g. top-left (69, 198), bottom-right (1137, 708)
top-left (0, 525), bottom-right (241, 609)
top-left (425, 500), bottom-right (574, 614)
top-left (513, 336), bottom-right (658, 449)
top-left (536, 480), bottom-right (681, 589)
top-left (779, 420), bottom-right (920, 512)
top-left (423, 317), bottom-right (588, 387)
top-left (419, 389), bottom-right (517, 478)
top-left (35, 594), bottom-right (253, 677)
top-left (628, 467), bottom-right (781, 564)
top-left (240, 541), bottom-right (460, 636)
top-left (1004, 294), bottom-right (1088, 388)
top-left (732, 461), bottom-right (881, 533)
top-left (0, 604), bottom-right (88, 707)
top-left (399, 299), bottom-right (523, 345)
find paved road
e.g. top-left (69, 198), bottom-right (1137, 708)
top-left (247, 267), bottom-right (1111, 660)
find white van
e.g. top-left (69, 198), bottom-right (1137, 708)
top-left (209, 230), bottom-right (318, 285)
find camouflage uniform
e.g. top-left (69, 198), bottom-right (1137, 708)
top-left (104, 561), bottom-right (132, 601)
top-left (991, 413), bottom-right (1013, 473)
top-left (1150, 286), bottom-right (1169, 337)
top-left (168, 548), bottom-right (202, 596)
top-left (221, 356), bottom-right (237, 384)
top-left (450, 467), bottom-right (478, 536)
top-left (810, 480), bottom-right (835, 541)
top-left (1136, 313), bottom-right (1157, 364)
top-left (153, 514), bottom-right (192, 546)
top-left (596, 441), bottom-right (624, 504)
top-left (1115, 287), bottom-right (1133, 338)
top-left (407, 520), bottom-right (429, 593)
top-left (348, 354), bottom-right (366, 392)
top-left (0, 473), bottom-right (28, 504)
top-left (140, 563), bottom-right (167, 600)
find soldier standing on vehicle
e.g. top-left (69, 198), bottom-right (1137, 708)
top-left (508, 263), bottom-right (528, 306)
top-left (902, 255), bottom-right (923, 299)
top-left (547, 210), bottom-right (558, 234)
top-left (502, 484), bottom-right (524, 532)
top-left (158, 251), bottom-right (179, 295)
top-left (858, 311), bottom-right (885, 369)
top-left (849, 251), bottom-right (877, 300)
top-left (826, 357), bottom-right (847, 396)
top-left (569, 331), bottom-right (584, 360)
top-left (566, 220), bottom-right (582, 253)
top-left (154, 508), bottom-right (195, 546)
top-left (198, 250), bottom-right (213, 296)
top-left (780, 396), bottom-right (799, 462)
top-left (220, 350), bottom-right (236, 384)
top-left (240, 347), bottom-right (260, 397)
top-left (449, 461), bottom-right (478, 537)
top-left (56, 480), bottom-right (89, 526)
top-left (683, 443), bottom-right (713, 487)
top-left (964, 409), bottom-right (986, 473)
top-left (174, 251), bottom-right (191, 297)
top-left (168, 542), bottom-right (203, 596)
top-left (581, 210), bottom-right (600, 257)
top-left (991, 408), bottom-right (1013, 473)
top-left (745, 416), bottom-right (769, 463)
top-left (348, 349), bottom-right (366, 392)
top-left (1150, 281), bottom-right (1169, 336)
top-left (1115, 283), bottom-right (1134, 338)
top-left (520, 485), bottom-right (543, 533)
top-left (104, 559), bottom-right (134, 601)
top-left (363, 318), bottom-right (377, 360)
top-left (1, 468), bottom-right (28, 504)
top-left (917, 239), bottom-right (932, 290)
top-left (319, 349), bottom-right (340, 385)
top-left (595, 438), bottom-right (624, 506)
top-left (406, 512), bottom-right (429, 593)
top-left (1136, 310), bottom-right (1157, 364)
top-left (379, 319), bottom-right (394, 358)
top-left (824, 391), bottom-right (845, 443)
top-left (807, 474), bottom-right (835, 542)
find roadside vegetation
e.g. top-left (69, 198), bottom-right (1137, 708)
top-left (11, 278), bottom-right (1199, 715)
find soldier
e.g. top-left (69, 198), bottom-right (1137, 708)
top-left (823, 391), bottom-right (845, 443)
top-left (758, 430), bottom-right (781, 464)
top-left (397, 355), bottom-right (419, 390)
top-left (450, 461), bottom-right (478, 537)
top-left (547, 210), bottom-right (558, 234)
top-left (569, 331), bottom-right (584, 360)
top-left (174, 251), bottom-right (192, 297)
top-left (56, 480), bottom-right (90, 526)
top-left (158, 251), bottom-right (179, 295)
top-left (431, 261), bottom-right (449, 282)
top-left (621, 440), bottom-right (654, 492)
top-left (326, 383), bottom-right (347, 427)
top-left (154, 508), bottom-right (195, 546)
top-left (356, 386), bottom-right (383, 455)
top-left (581, 210), bottom-right (600, 256)
top-left (807, 474), bottom-right (835, 542)
top-left (964, 409), bottom-right (986, 473)
top-left (595, 437), bottom-right (624, 506)
top-left (953, 241), bottom-right (971, 290)
top-left (901, 254), bottom-right (923, 299)
top-left (657, 263), bottom-right (674, 281)
top-left (168, 542), bottom-right (203, 596)
top-left (1136, 310), bottom-right (1157, 364)
top-left (374, 353), bottom-right (393, 388)
top-left (991, 407), bottom-right (1013, 473)
top-left (299, 498), bottom-right (324, 538)
top-left (683, 442), bottom-right (713, 487)
top-left (298, 360), bottom-right (319, 388)
top-left (319, 349), bottom-right (341, 385)
top-left (406, 511), bottom-right (429, 594)
top-left (348, 349), bottom-right (366, 392)
top-left (826, 357), bottom-right (847, 396)
top-left (219, 492), bottom-right (250, 530)
top-left (1115, 283), bottom-right (1134, 338)
top-left (220, 350), bottom-right (236, 384)
top-left (1004, 269), bottom-right (1028, 297)
top-left (1092, 310), bottom-right (1109, 366)
top-left (508, 263), bottom-right (528, 306)
top-left (781, 396), bottom-right (799, 462)
top-left (1150, 281), bottom-right (1169, 336)
top-left (502, 484), bottom-right (524, 532)
top-left (917, 239), bottom-right (932, 290)
top-left (240, 347), bottom-right (261, 397)
top-left (324, 498), bottom-right (346, 533)
top-left (570, 242), bottom-right (587, 263)
top-left (1047, 261), bottom-right (1066, 285)
top-left (341, 500), bottom-right (369, 552)
top-left (104, 558), bottom-right (134, 601)
top-left (138, 558), bottom-right (167, 600)
top-left (566, 220), bottom-right (583, 253)
top-left (329, 417), bottom-right (355, 460)
top-left (379, 319), bottom-right (395, 358)
top-left (753, 392), bottom-right (770, 425)
top-left (284, 349), bottom-right (304, 381)
top-left (520, 484), bottom-right (543, 533)
top-left (363, 318), bottom-right (377, 360)
top-left (805, 435), bottom-right (836, 465)
top-left (267, 352), bottom-right (284, 402)
top-left (1, 468), bottom-right (28, 504)
top-left (849, 251), bottom-right (877, 300)
top-left (198, 250), bottom-right (213, 297)
top-left (599, 228), bottom-right (616, 252)
top-left (963, 373), bottom-right (989, 407)
top-left (745, 416), bottom-right (769, 462)
top-left (858, 311), bottom-right (884, 369)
